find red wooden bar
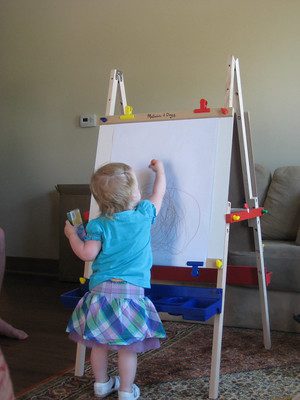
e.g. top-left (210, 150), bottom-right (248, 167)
top-left (152, 265), bottom-right (272, 286)
top-left (225, 207), bottom-right (265, 223)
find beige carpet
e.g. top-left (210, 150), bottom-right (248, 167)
top-left (17, 322), bottom-right (300, 399)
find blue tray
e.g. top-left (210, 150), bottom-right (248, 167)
top-left (61, 284), bottom-right (88, 309)
top-left (61, 283), bottom-right (222, 322)
top-left (146, 284), bottom-right (222, 321)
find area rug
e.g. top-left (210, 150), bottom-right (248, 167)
top-left (17, 322), bottom-right (300, 399)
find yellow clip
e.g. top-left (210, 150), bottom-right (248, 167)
top-left (120, 105), bottom-right (135, 120)
top-left (232, 214), bottom-right (241, 221)
top-left (79, 277), bottom-right (86, 284)
top-left (216, 259), bottom-right (223, 269)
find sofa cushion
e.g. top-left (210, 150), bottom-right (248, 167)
top-left (261, 166), bottom-right (300, 240)
top-left (228, 240), bottom-right (300, 292)
top-left (255, 164), bottom-right (271, 205)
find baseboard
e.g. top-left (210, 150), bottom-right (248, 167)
top-left (6, 256), bottom-right (59, 277)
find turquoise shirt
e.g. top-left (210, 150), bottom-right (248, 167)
top-left (84, 200), bottom-right (156, 289)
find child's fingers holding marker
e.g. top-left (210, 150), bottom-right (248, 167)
top-left (149, 159), bottom-right (156, 171)
top-left (149, 159), bottom-right (164, 173)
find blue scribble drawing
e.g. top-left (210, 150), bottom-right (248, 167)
top-left (141, 184), bottom-right (201, 256)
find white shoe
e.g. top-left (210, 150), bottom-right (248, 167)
top-left (118, 384), bottom-right (140, 400)
top-left (94, 376), bottom-right (120, 398)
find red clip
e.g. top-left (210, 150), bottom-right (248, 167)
top-left (221, 107), bottom-right (229, 115)
top-left (83, 211), bottom-right (90, 222)
top-left (194, 99), bottom-right (210, 113)
top-left (244, 203), bottom-right (249, 210)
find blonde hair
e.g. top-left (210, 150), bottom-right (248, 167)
top-left (90, 163), bottom-right (137, 217)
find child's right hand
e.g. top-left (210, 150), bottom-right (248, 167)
top-left (149, 159), bottom-right (164, 174)
top-left (64, 220), bottom-right (77, 239)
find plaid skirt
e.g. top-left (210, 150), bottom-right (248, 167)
top-left (66, 281), bottom-right (166, 353)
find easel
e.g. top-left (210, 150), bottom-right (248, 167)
top-left (72, 58), bottom-right (271, 399)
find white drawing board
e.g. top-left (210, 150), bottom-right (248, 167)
top-left (93, 115), bottom-right (233, 268)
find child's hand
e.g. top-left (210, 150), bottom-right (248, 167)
top-left (149, 159), bottom-right (164, 174)
top-left (64, 220), bottom-right (77, 239)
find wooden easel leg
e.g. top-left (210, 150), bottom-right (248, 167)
top-left (73, 260), bottom-right (92, 375)
top-left (106, 69), bottom-right (127, 116)
top-left (229, 57), bottom-right (271, 350)
top-left (209, 218), bottom-right (230, 399)
top-left (73, 69), bottom-right (128, 378)
top-left (253, 218), bottom-right (271, 349)
top-left (209, 312), bottom-right (225, 399)
top-left (244, 113), bottom-right (271, 349)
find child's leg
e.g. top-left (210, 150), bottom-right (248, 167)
top-left (118, 348), bottom-right (137, 392)
top-left (90, 346), bottom-right (109, 383)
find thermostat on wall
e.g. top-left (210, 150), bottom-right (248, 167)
top-left (79, 114), bottom-right (97, 127)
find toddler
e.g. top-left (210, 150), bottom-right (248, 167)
top-left (64, 159), bottom-right (166, 400)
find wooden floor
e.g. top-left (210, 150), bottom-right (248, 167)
top-left (0, 273), bottom-right (81, 395)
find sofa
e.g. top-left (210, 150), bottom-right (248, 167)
top-left (225, 165), bottom-right (300, 333)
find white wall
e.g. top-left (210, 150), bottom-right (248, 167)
top-left (1, 0), bottom-right (299, 258)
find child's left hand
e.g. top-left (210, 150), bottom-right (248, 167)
top-left (64, 220), bottom-right (77, 239)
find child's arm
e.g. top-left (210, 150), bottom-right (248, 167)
top-left (64, 221), bottom-right (101, 261)
top-left (148, 159), bottom-right (166, 214)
